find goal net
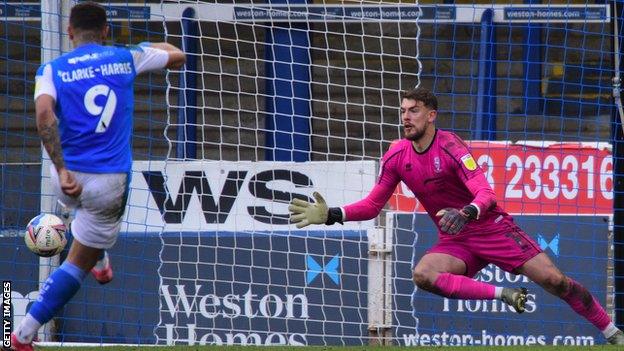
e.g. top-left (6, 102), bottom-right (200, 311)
top-left (151, 1), bottom-right (417, 345)
top-left (0, 0), bottom-right (619, 347)
top-left (149, 0), bottom-right (615, 346)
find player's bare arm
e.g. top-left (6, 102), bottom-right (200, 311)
top-left (35, 95), bottom-right (62, 169)
top-left (146, 42), bottom-right (186, 69)
top-left (35, 93), bottom-right (82, 197)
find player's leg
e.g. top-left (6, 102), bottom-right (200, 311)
top-left (91, 250), bottom-right (113, 284)
top-left (412, 252), bottom-right (466, 292)
top-left (439, 222), bottom-right (541, 312)
top-left (56, 196), bottom-right (112, 284)
top-left (414, 252), bottom-right (526, 309)
top-left (83, 172), bottom-right (128, 284)
top-left (413, 249), bottom-right (502, 301)
top-left (12, 239), bottom-right (101, 347)
top-left (11, 170), bottom-right (89, 348)
top-left (12, 172), bottom-right (127, 348)
top-left (516, 253), bottom-right (623, 344)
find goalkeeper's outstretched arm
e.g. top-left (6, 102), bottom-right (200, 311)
top-left (288, 183), bottom-right (395, 229)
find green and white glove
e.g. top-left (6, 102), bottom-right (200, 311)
top-left (289, 192), bottom-right (329, 229)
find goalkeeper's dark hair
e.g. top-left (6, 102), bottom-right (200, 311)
top-left (402, 87), bottom-right (438, 111)
top-left (70, 1), bottom-right (107, 32)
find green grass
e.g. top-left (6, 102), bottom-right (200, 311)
top-left (38, 346), bottom-right (623, 351)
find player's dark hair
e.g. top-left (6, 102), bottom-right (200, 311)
top-left (402, 88), bottom-right (438, 110)
top-left (69, 1), bottom-right (107, 32)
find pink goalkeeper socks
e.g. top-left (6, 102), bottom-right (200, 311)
top-left (433, 272), bottom-right (496, 299)
top-left (432, 274), bottom-right (611, 332)
top-left (561, 278), bottom-right (611, 331)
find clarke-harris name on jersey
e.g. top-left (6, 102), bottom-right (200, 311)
top-left (57, 62), bottom-right (132, 82)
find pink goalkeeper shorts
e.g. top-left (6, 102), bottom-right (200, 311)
top-left (426, 217), bottom-right (543, 278)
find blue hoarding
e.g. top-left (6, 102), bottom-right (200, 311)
top-left (0, 237), bottom-right (41, 333)
top-left (2, 230), bottom-right (368, 345)
top-left (5, 214), bottom-right (608, 345)
top-left (392, 213), bottom-right (609, 346)
top-left (0, 4), bottom-right (149, 20)
top-left (155, 231), bottom-right (368, 345)
top-left (504, 6), bottom-right (606, 21)
top-left (55, 232), bottom-right (161, 344)
top-left (233, 6), bottom-right (455, 21)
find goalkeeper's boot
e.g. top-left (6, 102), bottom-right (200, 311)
top-left (9, 333), bottom-right (33, 351)
top-left (607, 329), bottom-right (624, 345)
top-left (91, 251), bottom-right (113, 285)
top-left (501, 287), bottom-right (528, 314)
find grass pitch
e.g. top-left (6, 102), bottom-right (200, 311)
top-left (38, 346), bottom-right (623, 350)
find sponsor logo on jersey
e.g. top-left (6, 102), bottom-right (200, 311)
top-left (460, 154), bottom-right (477, 171)
top-left (67, 53), bottom-right (101, 64)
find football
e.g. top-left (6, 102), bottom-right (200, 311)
top-left (25, 213), bottom-right (68, 257)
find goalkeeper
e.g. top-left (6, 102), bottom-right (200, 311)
top-left (289, 87), bottom-right (623, 345)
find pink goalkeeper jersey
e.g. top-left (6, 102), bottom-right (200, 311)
top-left (344, 129), bottom-right (511, 236)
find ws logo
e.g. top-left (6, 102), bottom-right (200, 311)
top-left (143, 169), bottom-right (313, 225)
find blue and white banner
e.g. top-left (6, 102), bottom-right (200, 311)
top-left (504, 7), bottom-right (607, 21)
top-left (125, 161), bottom-right (376, 232)
top-left (391, 213), bottom-right (609, 346)
top-left (156, 231), bottom-right (368, 345)
top-left (4, 3), bottom-right (609, 23)
top-left (0, 3), bottom-right (150, 21)
top-left (25, 231), bottom-right (367, 345)
top-left (232, 5), bottom-right (455, 22)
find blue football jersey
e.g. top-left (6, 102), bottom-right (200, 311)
top-left (35, 44), bottom-right (141, 173)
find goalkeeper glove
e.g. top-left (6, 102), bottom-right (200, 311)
top-left (435, 204), bottom-right (478, 234)
top-left (289, 192), bottom-right (343, 229)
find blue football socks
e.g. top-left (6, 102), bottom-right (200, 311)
top-left (28, 261), bottom-right (86, 324)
